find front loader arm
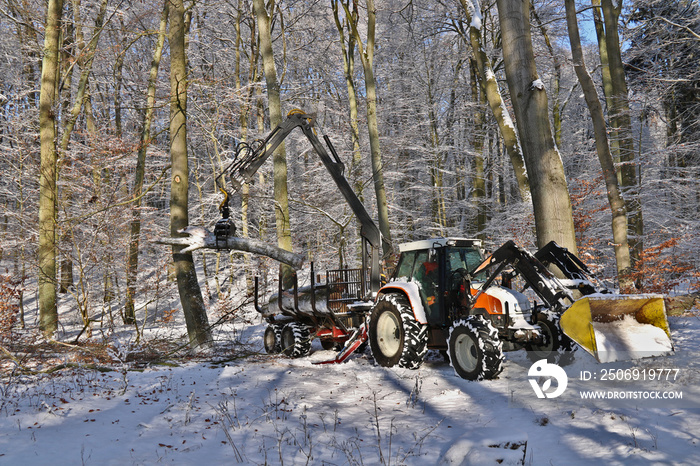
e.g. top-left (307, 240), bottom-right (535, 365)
top-left (469, 241), bottom-right (574, 312)
top-left (534, 241), bottom-right (602, 295)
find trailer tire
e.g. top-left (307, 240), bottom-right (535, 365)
top-left (281, 322), bottom-right (312, 358)
top-left (264, 324), bottom-right (283, 354)
top-left (368, 293), bottom-right (428, 370)
top-left (448, 316), bottom-right (504, 380)
top-left (527, 311), bottom-right (576, 366)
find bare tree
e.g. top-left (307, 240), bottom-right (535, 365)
top-left (252, 0), bottom-right (295, 288)
top-left (169, 0), bottom-right (212, 349)
top-left (38, 0), bottom-right (64, 335)
top-left (495, 0), bottom-right (577, 252)
top-left (331, 0), bottom-right (363, 197)
top-left (125, 0), bottom-right (169, 323)
top-left (342, 0), bottom-right (392, 256)
top-left (456, 0), bottom-right (530, 201)
top-left (596, 0), bottom-right (644, 277)
top-left (565, 0), bottom-right (632, 290)
top-left (57, 0), bottom-right (110, 294)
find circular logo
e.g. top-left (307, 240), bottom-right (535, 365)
top-left (528, 359), bottom-right (568, 399)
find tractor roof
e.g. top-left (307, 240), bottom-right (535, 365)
top-left (398, 237), bottom-right (482, 253)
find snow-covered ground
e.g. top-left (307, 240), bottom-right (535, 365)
top-left (2, 309), bottom-right (699, 465)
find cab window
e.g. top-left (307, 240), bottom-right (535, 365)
top-left (413, 250), bottom-right (439, 318)
top-left (448, 247), bottom-right (486, 281)
top-left (395, 252), bottom-right (416, 280)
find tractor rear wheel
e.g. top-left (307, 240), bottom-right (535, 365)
top-left (281, 322), bottom-right (312, 358)
top-left (448, 316), bottom-right (504, 380)
top-left (368, 294), bottom-right (428, 370)
top-left (264, 324), bottom-right (283, 354)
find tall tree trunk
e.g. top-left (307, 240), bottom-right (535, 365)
top-left (495, 0), bottom-right (577, 253)
top-left (235, 0), bottom-right (257, 296)
top-left (244, 1), bottom-right (265, 294)
top-left (600, 0), bottom-right (644, 280)
top-left (458, 0), bottom-right (530, 201)
top-left (169, 0), bottom-right (212, 349)
top-left (343, 0), bottom-right (392, 256)
top-left (125, 0), bottom-right (169, 323)
top-left (427, 105), bottom-right (447, 235)
top-left (448, 57), bottom-right (468, 203)
top-left (38, 0), bottom-right (64, 335)
top-left (57, 0), bottom-right (109, 294)
top-left (424, 51), bottom-right (448, 235)
top-left (113, 22), bottom-right (126, 138)
top-left (253, 0), bottom-right (295, 288)
top-left (470, 62), bottom-right (487, 237)
top-left (591, 0), bottom-right (618, 158)
top-left (530, 5), bottom-right (563, 148)
top-left (59, 0), bottom-right (108, 151)
top-left (565, 0), bottom-right (632, 291)
top-left (58, 5), bottom-right (74, 295)
top-left (332, 0), bottom-right (362, 197)
top-left (592, 0), bottom-right (623, 190)
top-left (333, 0), bottom-right (367, 265)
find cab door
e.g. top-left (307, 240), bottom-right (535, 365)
top-left (411, 249), bottom-right (444, 325)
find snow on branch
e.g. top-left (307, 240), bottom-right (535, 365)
top-left (529, 79), bottom-right (545, 91)
top-left (462, 0), bottom-right (483, 30)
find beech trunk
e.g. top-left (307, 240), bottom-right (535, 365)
top-left (169, 0), bottom-right (212, 349)
top-left (495, 0), bottom-right (578, 253)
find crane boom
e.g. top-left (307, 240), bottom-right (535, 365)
top-left (222, 110), bottom-right (388, 293)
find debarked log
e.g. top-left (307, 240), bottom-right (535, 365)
top-left (155, 226), bottom-right (304, 270)
top-left (263, 285), bottom-right (330, 317)
top-left (262, 285), bottom-right (364, 330)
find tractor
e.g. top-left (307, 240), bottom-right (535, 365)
top-left (208, 111), bottom-right (671, 380)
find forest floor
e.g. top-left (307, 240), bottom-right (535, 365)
top-left (1, 300), bottom-right (699, 465)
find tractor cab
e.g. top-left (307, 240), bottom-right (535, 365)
top-left (391, 238), bottom-right (485, 326)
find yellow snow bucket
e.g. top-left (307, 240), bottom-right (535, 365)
top-left (560, 295), bottom-right (672, 362)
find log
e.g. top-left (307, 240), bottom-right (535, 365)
top-left (155, 226), bottom-right (304, 270)
top-left (264, 285), bottom-right (330, 317)
top-left (664, 292), bottom-right (700, 316)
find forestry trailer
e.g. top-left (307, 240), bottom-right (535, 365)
top-left (212, 111), bottom-right (672, 380)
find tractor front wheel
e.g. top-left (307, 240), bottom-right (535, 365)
top-left (448, 316), bottom-right (504, 380)
top-left (526, 310), bottom-right (576, 365)
top-left (368, 294), bottom-right (428, 370)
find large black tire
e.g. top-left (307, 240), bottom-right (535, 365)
top-left (448, 316), bottom-right (504, 381)
top-left (368, 294), bottom-right (428, 370)
top-left (281, 322), bottom-right (312, 358)
top-left (264, 324), bottom-right (283, 354)
top-left (526, 310), bottom-right (576, 366)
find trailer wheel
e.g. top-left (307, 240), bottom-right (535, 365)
top-left (527, 310), bottom-right (576, 365)
top-left (264, 324), bottom-right (283, 354)
top-left (448, 316), bottom-right (504, 380)
top-left (368, 293), bottom-right (428, 370)
top-left (281, 322), bottom-right (312, 358)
